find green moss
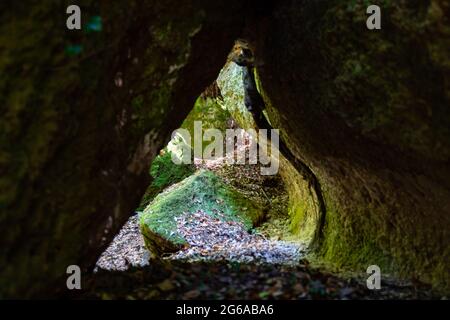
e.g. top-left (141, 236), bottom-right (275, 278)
top-left (217, 59), bottom-right (322, 247)
top-left (140, 170), bottom-right (263, 255)
top-left (138, 149), bottom-right (195, 211)
top-left (318, 198), bottom-right (391, 271)
top-left (181, 96), bottom-right (232, 151)
top-left (150, 150), bottom-right (194, 190)
top-left (276, 158), bottom-right (319, 244)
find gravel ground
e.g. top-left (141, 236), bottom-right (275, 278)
top-left (85, 260), bottom-right (442, 300)
top-left (95, 215), bottom-right (150, 272)
top-left (166, 210), bottom-right (303, 265)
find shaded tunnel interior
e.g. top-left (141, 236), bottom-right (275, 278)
top-left (0, 0), bottom-right (449, 298)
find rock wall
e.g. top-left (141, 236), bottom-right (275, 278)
top-left (0, 0), bottom-right (246, 297)
top-left (252, 0), bottom-right (450, 290)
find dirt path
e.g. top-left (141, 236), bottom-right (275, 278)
top-left (87, 259), bottom-right (439, 300)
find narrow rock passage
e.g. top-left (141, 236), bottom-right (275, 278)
top-left (91, 153), bottom-right (440, 300)
top-left (92, 85), bottom-right (442, 299)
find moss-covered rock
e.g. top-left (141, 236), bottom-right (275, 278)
top-left (140, 170), bottom-right (263, 256)
top-left (138, 149), bottom-right (196, 211)
top-left (182, 96), bottom-right (232, 143)
top-left (216, 62), bottom-right (256, 129)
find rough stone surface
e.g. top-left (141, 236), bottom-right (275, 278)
top-left (252, 0), bottom-right (450, 290)
top-left (0, 0), bottom-right (246, 297)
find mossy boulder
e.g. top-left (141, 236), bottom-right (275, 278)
top-left (140, 170), bottom-right (263, 256)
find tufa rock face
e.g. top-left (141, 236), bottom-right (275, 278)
top-left (252, 0), bottom-right (450, 289)
top-left (0, 0), bottom-right (247, 297)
